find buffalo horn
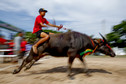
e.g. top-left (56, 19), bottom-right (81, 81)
top-left (99, 33), bottom-right (107, 43)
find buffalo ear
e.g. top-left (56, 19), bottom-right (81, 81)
top-left (99, 33), bottom-right (107, 44)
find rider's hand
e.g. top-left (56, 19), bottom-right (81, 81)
top-left (57, 24), bottom-right (63, 31)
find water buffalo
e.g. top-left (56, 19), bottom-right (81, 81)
top-left (13, 31), bottom-right (116, 76)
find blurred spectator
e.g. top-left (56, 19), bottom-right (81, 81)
top-left (13, 32), bottom-right (23, 59)
top-left (19, 37), bottom-right (27, 59)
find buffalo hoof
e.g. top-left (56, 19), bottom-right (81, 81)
top-left (83, 69), bottom-right (88, 73)
top-left (13, 69), bottom-right (20, 74)
top-left (67, 71), bottom-right (71, 77)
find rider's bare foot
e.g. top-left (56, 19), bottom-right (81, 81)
top-left (32, 45), bottom-right (37, 54)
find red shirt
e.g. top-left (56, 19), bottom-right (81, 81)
top-left (21, 41), bottom-right (27, 51)
top-left (33, 15), bottom-right (49, 33)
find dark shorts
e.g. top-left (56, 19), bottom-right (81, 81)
top-left (35, 30), bottom-right (49, 38)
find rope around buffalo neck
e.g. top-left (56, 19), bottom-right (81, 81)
top-left (80, 45), bottom-right (98, 57)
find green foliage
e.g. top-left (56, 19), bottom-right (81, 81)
top-left (24, 32), bottom-right (36, 44)
top-left (106, 20), bottom-right (126, 48)
top-left (43, 29), bottom-right (62, 33)
top-left (24, 29), bottom-right (63, 44)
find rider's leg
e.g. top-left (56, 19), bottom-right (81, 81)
top-left (32, 32), bottom-right (49, 54)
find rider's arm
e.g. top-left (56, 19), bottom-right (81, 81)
top-left (47, 23), bottom-right (63, 31)
top-left (47, 23), bottom-right (60, 28)
top-left (40, 22), bottom-right (48, 27)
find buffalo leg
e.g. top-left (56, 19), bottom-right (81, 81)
top-left (24, 59), bottom-right (36, 71)
top-left (78, 57), bottom-right (88, 72)
top-left (13, 59), bottom-right (28, 74)
top-left (13, 55), bottom-right (33, 74)
top-left (24, 54), bottom-right (46, 71)
top-left (67, 49), bottom-right (77, 76)
top-left (68, 56), bottom-right (75, 76)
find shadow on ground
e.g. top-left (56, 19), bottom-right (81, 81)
top-left (17, 66), bottom-right (112, 78)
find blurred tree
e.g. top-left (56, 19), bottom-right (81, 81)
top-left (24, 32), bottom-right (36, 44)
top-left (43, 29), bottom-right (62, 33)
top-left (106, 20), bottom-right (126, 48)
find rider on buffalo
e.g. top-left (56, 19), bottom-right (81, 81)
top-left (32, 8), bottom-right (63, 54)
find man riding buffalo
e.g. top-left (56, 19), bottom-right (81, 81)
top-left (32, 8), bottom-right (63, 54)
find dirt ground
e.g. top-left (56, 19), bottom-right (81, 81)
top-left (0, 56), bottom-right (126, 84)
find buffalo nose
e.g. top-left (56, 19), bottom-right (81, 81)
top-left (111, 53), bottom-right (116, 57)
